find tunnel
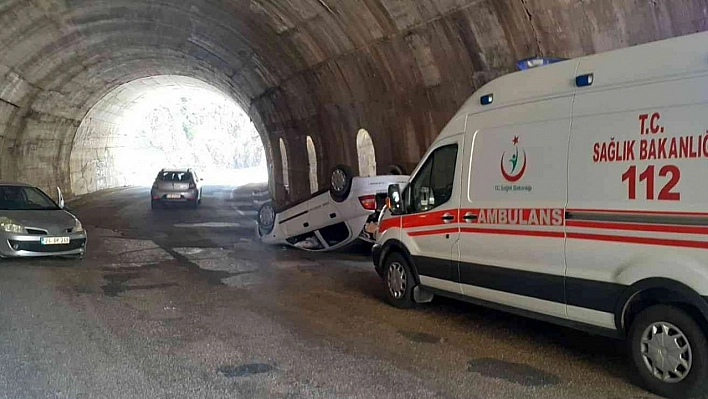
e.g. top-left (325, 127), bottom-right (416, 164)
top-left (0, 0), bottom-right (705, 205)
top-left (70, 75), bottom-right (257, 195)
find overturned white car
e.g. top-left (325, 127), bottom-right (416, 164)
top-left (257, 165), bottom-right (408, 251)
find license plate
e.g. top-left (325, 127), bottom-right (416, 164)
top-left (41, 237), bottom-right (70, 245)
top-left (167, 194), bottom-right (181, 199)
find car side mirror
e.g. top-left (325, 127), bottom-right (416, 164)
top-left (387, 184), bottom-right (403, 215)
top-left (57, 187), bottom-right (65, 209)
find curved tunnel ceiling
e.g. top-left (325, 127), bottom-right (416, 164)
top-left (0, 0), bottom-right (705, 201)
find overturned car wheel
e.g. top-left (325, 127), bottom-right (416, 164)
top-left (387, 164), bottom-right (407, 175)
top-left (257, 201), bottom-right (276, 235)
top-left (330, 164), bottom-right (354, 203)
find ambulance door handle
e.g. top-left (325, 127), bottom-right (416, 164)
top-left (441, 213), bottom-right (455, 224)
top-left (463, 213), bottom-right (477, 222)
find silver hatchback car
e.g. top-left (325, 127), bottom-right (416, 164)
top-left (150, 169), bottom-right (203, 209)
top-left (0, 182), bottom-right (87, 258)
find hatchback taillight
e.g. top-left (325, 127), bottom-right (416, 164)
top-left (189, 183), bottom-right (196, 189)
top-left (359, 195), bottom-right (377, 211)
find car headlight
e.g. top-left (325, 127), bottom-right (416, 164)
top-left (74, 219), bottom-right (84, 233)
top-left (0, 217), bottom-right (25, 234)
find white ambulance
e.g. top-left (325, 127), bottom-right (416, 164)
top-left (374, 31), bottom-right (708, 398)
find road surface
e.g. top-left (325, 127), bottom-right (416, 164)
top-left (0, 186), bottom-right (661, 398)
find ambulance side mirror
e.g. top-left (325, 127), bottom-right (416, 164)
top-left (387, 184), bottom-right (404, 215)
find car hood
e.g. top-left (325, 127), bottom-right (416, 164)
top-left (0, 210), bottom-right (78, 234)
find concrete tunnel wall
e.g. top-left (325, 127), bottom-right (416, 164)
top-left (0, 0), bottom-right (706, 204)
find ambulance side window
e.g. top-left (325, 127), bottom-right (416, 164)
top-left (405, 144), bottom-right (458, 214)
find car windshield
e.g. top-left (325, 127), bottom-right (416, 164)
top-left (158, 171), bottom-right (193, 182)
top-left (0, 186), bottom-right (60, 211)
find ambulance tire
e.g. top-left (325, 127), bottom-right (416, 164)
top-left (629, 304), bottom-right (708, 398)
top-left (383, 252), bottom-right (416, 309)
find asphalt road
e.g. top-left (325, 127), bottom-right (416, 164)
top-left (0, 185), bottom-right (665, 398)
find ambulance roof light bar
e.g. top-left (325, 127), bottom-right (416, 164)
top-left (516, 57), bottom-right (567, 71)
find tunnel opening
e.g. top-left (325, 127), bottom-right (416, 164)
top-left (306, 136), bottom-right (318, 194)
top-left (356, 129), bottom-right (377, 177)
top-left (70, 76), bottom-right (266, 196)
top-left (279, 138), bottom-right (290, 200)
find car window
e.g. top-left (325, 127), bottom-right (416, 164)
top-left (405, 144), bottom-right (458, 214)
top-left (159, 172), bottom-right (193, 182)
top-left (0, 186), bottom-right (59, 210)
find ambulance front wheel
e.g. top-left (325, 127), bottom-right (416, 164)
top-left (383, 252), bottom-right (416, 309)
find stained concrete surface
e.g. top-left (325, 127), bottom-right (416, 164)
top-left (0, 185), bottom-right (671, 398)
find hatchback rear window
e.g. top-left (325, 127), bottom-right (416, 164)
top-left (158, 172), bottom-right (193, 182)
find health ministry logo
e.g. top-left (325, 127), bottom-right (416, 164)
top-left (500, 136), bottom-right (527, 182)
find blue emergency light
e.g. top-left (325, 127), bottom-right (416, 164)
top-left (576, 73), bottom-right (594, 87)
top-left (480, 94), bottom-right (493, 106)
top-left (516, 57), bottom-right (566, 71)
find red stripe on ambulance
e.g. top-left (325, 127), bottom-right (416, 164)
top-left (567, 220), bottom-right (708, 235)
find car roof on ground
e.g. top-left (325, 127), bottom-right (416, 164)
top-left (0, 181), bottom-right (33, 187)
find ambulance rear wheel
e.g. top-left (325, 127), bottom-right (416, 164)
top-left (383, 252), bottom-right (415, 309)
top-left (629, 304), bottom-right (708, 398)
